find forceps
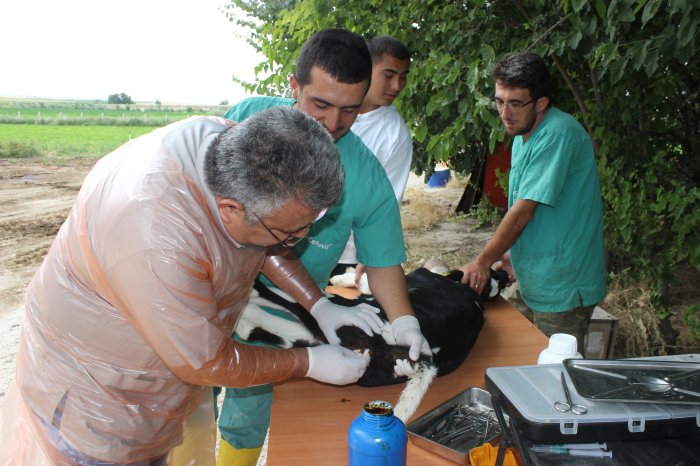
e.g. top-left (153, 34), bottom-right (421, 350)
top-left (554, 371), bottom-right (588, 415)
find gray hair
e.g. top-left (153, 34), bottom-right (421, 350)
top-left (204, 106), bottom-right (343, 220)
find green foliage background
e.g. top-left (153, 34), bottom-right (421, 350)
top-left (226, 0), bottom-right (700, 308)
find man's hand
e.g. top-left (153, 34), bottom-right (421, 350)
top-left (310, 297), bottom-right (383, 345)
top-left (391, 315), bottom-right (431, 361)
top-left (306, 345), bottom-right (370, 384)
top-left (493, 251), bottom-right (518, 286)
top-left (494, 251), bottom-right (516, 285)
top-left (458, 259), bottom-right (491, 295)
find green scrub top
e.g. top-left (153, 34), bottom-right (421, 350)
top-left (224, 96), bottom-right (406, 288)
top-left (509, 107), bottom-right (607, 312)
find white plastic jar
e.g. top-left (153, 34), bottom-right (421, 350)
top-left (537, 333), bottom-right (583, 364)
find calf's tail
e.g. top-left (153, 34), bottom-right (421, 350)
top-left (393, 362), bottom-right (438, 423)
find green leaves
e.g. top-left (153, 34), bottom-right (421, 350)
top-left (642, 0), bottom-right (662, 26)
top-left (678, 15), bottom-right (699, 46)
top-left (224, 0), bottom-right (700, 296)
top-left (631, 41), bottom-right (649, 70)
top-left (414, 125), bottom-right (428, 144)
top-left (595, 0), bottom-right (607, 19)
top-left (568, 29), bottom-right (583, 49)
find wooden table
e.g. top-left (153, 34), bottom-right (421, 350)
top-left (266, 296), bottom-right (548, 465)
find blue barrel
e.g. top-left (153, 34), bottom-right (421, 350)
top-left (427, 168), bottom-right (451, 188)
top-left (348, 400), bottom-right (407, 466)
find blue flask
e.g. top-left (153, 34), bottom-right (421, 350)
top-left (348, 400), bottom-right (407, 466)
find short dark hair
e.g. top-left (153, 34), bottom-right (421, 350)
top-left (295, 28), bottom-right (372, 87)
top-left (492, 52), bottom-right (551, 101)
top-left (367, 36), bottom-right (410, 63)
top-left (205, 107), bottom-right (343, 220)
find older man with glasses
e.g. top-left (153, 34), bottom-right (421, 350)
top-left (1, 107), bottom-right (374, 465)
top-left (458, 51), bottom-right (607, 356)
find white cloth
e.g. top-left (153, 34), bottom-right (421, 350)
top-left (339, 105), bottom-right (412, 264)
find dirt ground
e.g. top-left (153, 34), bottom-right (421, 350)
top-left (0, 160), bottom-right (493, 402)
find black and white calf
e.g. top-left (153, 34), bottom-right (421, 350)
top-left (235, 267), bottom-right (509, 421)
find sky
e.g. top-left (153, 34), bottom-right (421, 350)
top-left (0, 0), bottom-right (264, 105)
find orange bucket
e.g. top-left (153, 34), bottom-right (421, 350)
top-left (469, 442), bottom-right (519, 466)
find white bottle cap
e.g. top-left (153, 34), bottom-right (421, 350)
top-left (548, 333), bottom-right (578, 355)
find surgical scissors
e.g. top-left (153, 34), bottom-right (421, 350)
top-left (554, 371), bottom-right (588, 415)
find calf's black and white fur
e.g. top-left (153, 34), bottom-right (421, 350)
top-left (235, 267), bottom-right (509, 421)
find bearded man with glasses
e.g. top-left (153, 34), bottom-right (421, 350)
top-left (459, 52), bottom-right (607, 357)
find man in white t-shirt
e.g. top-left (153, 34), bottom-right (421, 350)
top-left (336, 36), bottom-right (412, 276)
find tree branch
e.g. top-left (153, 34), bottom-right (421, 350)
top-left (527, 12), bottom-right (572, 50)
top-left (512, 0), bottom-right (598, 152)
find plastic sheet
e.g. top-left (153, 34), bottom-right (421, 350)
top-left (0, 382), bottom-right (217, 466)
top-left (262, 246), bottom-right (323, 310)
top-left (0, 382), bottom-right (52, 466)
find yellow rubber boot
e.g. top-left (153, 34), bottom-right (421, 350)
top-left (217, 437), bottom-right (262, 466)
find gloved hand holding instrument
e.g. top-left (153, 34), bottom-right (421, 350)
top-left (306, 345), bottom-right (370, 384)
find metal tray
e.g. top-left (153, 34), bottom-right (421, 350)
top-left (406, 387), bottom-right (506, 464)
top-left (564, 359), bottom-right (700, 404)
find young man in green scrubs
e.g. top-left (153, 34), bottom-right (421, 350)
top-left (217, 28), bottom-right (430, 466)
top-left (459, 51), bottom-right (607, 355)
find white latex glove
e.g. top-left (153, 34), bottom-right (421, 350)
top-left (306, 345), bottom-right (370, 385)
top-left (394, 358), bottom-right (417, 377)
top-left (391, 315), bottom-right (431, 361)
top-left (310, 297), bottom-right (383, 345)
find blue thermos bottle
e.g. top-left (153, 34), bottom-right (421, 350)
top-left (348, 400), bottom-right (407, 466)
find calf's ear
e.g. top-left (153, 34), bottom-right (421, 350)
top-left (490, 269), bottom-right (509, 288)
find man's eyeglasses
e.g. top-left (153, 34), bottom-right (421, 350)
top-left (492, 97), bottom-right (536, 112)
top-left (252, 208), bottom-right (326, 248)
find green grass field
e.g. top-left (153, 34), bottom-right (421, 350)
top-left (0, 124), bottom-right (158, 158)
top-left (0, 98), bottom-right (230, 159)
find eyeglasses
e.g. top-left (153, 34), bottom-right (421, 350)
top-left (252, 208), bottom-right (326, 248)
top-left (492, 97), bottom-right (536, 112)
